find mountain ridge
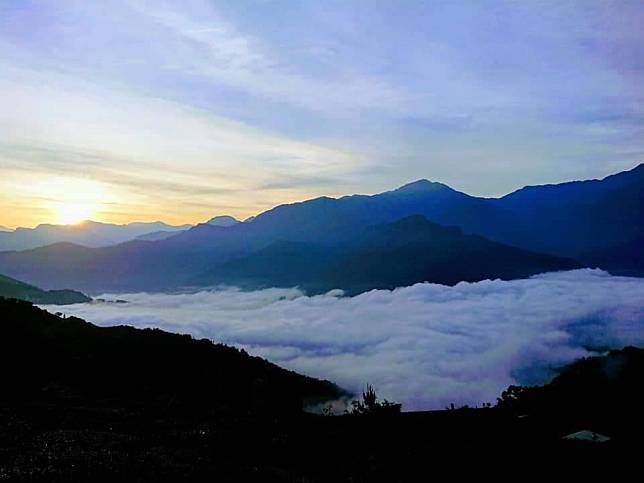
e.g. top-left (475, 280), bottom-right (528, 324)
top-left (0, 219), bottom-right (192, 251)
top-left (499, 162), bottom-right (644, 197)
top-left (0, 297), bottom-right (345, 411)
top-left (193, 215), bottom-right (581, 295)
top-left (0, 272), bottom-right (90, 305)
top-left (0, 163), bottom-right (641, 293)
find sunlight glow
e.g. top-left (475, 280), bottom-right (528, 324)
top-left (12, 175), bottom-right (115, 227)
top-left (55, 203), bottom-right (96, 225)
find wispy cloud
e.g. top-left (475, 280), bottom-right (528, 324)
top-left (0, 66), bottom-right (363, 227)
top-left (1, 0), bottom-right (643, 225)
top-left (51, 269), bottom-right (644, 411)
top-left (127, 0), bottom-right (406, 115)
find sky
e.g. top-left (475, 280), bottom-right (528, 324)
top-left (1, 0), bottom-right (643, 228)
top-left (47, 269), bottom-right (644, 411)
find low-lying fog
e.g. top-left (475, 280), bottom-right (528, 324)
top-left (46, 269), bottom-right (644, 411)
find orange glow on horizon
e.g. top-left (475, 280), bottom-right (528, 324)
top-left (54, 202), bottom-right (97, 225)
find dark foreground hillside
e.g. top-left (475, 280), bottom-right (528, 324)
top-left (0, 298), bottom-right (343, 414)
top-left (1, 298), bottom-right (642, 481)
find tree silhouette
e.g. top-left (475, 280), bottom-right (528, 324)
top-left (351, 384), bottom-right (401, 415)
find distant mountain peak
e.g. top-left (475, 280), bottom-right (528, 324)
top-left (207, 215), bottom-right (240, 227)
top-left (393, 179), bottom-right (453, 194)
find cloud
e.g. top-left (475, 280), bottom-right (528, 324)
top-left (48, 269), bottom-right (644, 411)
top-left (0, 65), bottom-right (363, 227)
top-left (127, 0), bottom-right (406, 115)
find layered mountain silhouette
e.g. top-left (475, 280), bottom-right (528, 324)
top-left (497, 346), bottom-right (644, 422)
top-left (195, 216), bottom-right (580, 295)
top-left (0, 220), bottom-right (192, 251)
top-left (0, 273), bottom-right (90, 305)
top-left (0, 297), bottom-right (344, 412)
top-left (0, 164), bottom-right (641, 293)
top-left (490, 163), bottom-right (644, 256)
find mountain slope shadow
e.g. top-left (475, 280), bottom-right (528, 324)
top-left (0, 297), bottom-right (345, 413)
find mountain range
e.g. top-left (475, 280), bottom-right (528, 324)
top-left (195, 216), bottom-right (580, 295)
top-left (0, 220), bottom-right (192, 251)
top-left (0, 164), bottom-right (641, 294)
top-left (489, 163), bottom-right (644, 256)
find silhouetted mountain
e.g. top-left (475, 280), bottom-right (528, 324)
top-left (0, 164), bottom-right (640, 293)
top-left (0, 273), bottom-right (90, 305)
top-left (0, 220), bottom-right (192, 251)
top-left (0, 238), bottom-right (240, 292)
top-left (1, 298), bottom-right (640, 480)
top-left (497, 346), bottom-right (644, 430)
top-left (240, 178), bottom-right (519, 246)
top-left (492, 163), bottom-right (644, 256)
top-left (207, 215), bottom-right (240, 227)
top-left (0, 180), bottom-right (520, 292)
top-left (195, 216), bottom-right (580, 295)
top-left (0, 297), bottom-right (344, 412)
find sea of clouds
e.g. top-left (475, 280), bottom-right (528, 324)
top-left (47, 269), bottom-right (644, 411)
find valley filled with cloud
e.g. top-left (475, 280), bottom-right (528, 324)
top-left (48, 269), bottom-right (644, 411)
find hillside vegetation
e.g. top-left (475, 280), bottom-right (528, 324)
top-left (0, 297), bottom-right (344, 413)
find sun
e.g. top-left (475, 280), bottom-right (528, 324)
top-left (56, 203), bottom-right (96, 225)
